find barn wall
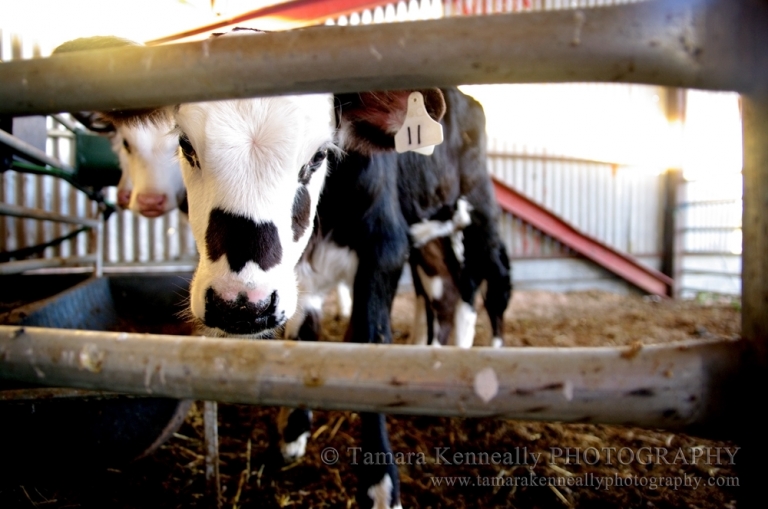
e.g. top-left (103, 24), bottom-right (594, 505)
top-left (488, 152), bottom-right (664, 259)
top-left (488, 151), bottom-right (664, 295)
top-left (678, 177), bottom-right (742, 299)
top-left (676, 90), bottom-right (742, 299)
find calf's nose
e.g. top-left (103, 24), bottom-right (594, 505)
top-left (204, 288), bottom-right (280, 335)
top-left (136, 192), bottom-right (168, 217)
top-left (117, 189), bottom-right (132, 208)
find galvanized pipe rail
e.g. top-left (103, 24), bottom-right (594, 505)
top-left (0, 0), bottom-right (764, 117)
top-left (0, 204), bottom-right (104, 276)
top-left (0, 128), bottom-right (75, 173)
top-left (0, 255), bottom-right (98, 276)
top-left (0, 203), bottom-right (100, 228)
top-left (0, 325), bottom-right (744, 436)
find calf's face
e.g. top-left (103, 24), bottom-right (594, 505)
top-left (115, 120), bottom-right (185, 217)
top-left (176, 96), bottom-right (335, 337)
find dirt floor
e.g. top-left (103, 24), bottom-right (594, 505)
top-left (0, 289), bottom-right (742, 508)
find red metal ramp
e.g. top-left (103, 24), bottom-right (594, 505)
top-left (492, 176), bottom-right (673, 296)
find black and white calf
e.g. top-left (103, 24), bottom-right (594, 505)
top-left (400, 88), bottom-right (511, 349)
top-left (290, 88), bottom-right (511, 351)
top-left (408, 197), bottom-right (473, 347)
top-left (283, 89), bottom-right (512, 499)
top-left (177, 89), bottom-right (446, 509)
top-left (96, 72), bottom-right (444, 507)
top-left (410, 209), bottom-right (512, 348)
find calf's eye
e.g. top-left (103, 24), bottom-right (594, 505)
top-left (298, 148), bottom-right (328, 185)
top-left (311, 149), bottom-right (328, 167)
top-left (179, 134), bottom-right (199, 168)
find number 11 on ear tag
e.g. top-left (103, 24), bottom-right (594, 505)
top-left (394, 91), bottom-right (444, 156)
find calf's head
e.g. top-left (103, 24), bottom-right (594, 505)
top-left (72, 111), bottom-right (183, 217)
top-left (112, 119), bottom-right (185, 217)
top-left (175, 96), bottom-right (333, 337)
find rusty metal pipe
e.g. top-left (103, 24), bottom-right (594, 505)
top-left (0, 325), bottom-right (743, 435)
top-left (0, 0), bottom-right (762, 117)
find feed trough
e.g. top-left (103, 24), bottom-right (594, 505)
top-left (0, 274), bottom-right (193, 477)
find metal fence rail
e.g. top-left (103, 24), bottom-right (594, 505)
top-left (0, 0), bottom-right (760, 118)
top-left (0, 325), bottom-right (743, 435)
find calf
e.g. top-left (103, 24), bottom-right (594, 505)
top-left (284, 89), bottom-right (511, 485)
top-left (291, 89), bottom-right (511, 351)
top-left (279, 88), bottom-right (513, 473)
top-left (110, 119), bottom-right (185, 217)
top-left (409, 197), bottom-right (471, 347)
top-left (409, 198), bottom-right (511, 348)
top-left (170, 89), bottom-right (444, 509)
top-left (397, 88), bottom-right (512, 350)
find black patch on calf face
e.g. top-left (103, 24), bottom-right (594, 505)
top-left (206, 208), bottom-right (282, 272)
top-left (291, 186), bottom-right (311, 242)
top-left (204, 287), bottom-right (280, 334)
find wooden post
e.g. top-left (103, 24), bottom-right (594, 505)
top-left (660, 87), bottom-right (686, 296)
top-left (739, 91), bottom-right (768, 509)
top-left (203, 401), bottom-right (222, 509)
top-left (660, 168), bottom-right (682, 296)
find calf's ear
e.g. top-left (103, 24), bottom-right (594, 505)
top-left (71, 111), bottom-right (115, 133)
top-left (334, 88), bottom-right (446, 154)
top-left (95, 107), bottom-right (173, 128)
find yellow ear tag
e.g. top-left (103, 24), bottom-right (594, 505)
top-left (394, 91), bottom-right (444, 156)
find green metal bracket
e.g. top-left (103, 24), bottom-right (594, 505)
top-left (73, 129), bottom-right (121, 188)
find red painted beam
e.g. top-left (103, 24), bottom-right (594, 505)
top-left (492, 176), bottom-right (673, 296)
top-left (146, 0), bottom-right (399, 45)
